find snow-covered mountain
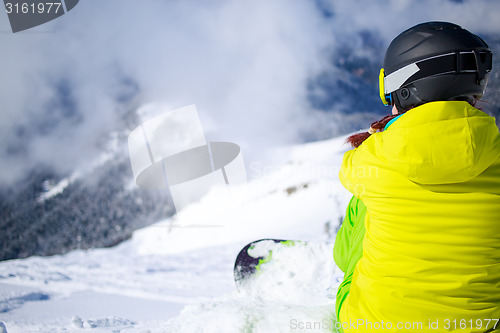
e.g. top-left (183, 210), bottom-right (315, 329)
top-left (2, 33), bottom-right (499, 262)
top-left (2, 0), bottom-right (500, 262)
top-left (0, 102), bottom-right (174, 261)
top-left (0, 134), bottom-right (352, 332)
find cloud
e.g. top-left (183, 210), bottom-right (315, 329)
top-left (0, 0), bottom-right (499, 185)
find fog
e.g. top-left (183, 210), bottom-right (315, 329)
top-left (1, 0), bottom-right (499, 185)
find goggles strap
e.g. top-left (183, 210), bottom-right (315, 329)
top-left (384, 50), bottom-right (492, 95)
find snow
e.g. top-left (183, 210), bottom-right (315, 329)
top-left (37, 177), bottom-right (72, 203)
top-left (0, 135), bottom-right (352, 333)
top-left (239, 241), bottom-right (340, 306)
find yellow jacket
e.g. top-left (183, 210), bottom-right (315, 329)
top-left (338, 101), bottom-right (500, 332)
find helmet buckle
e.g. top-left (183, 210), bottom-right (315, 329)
top-left (473, 50), bottom-right (492, 85)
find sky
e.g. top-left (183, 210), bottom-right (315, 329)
top-left (1, 0), bottom-right (500, 186)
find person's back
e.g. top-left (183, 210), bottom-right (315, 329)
top-left (335, 22), bottom-right (500, 332)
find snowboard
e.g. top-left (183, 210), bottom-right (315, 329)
top-left (233, 239), bottom-right (342, 332)
top-left (233, 238), bottom-right (340, 302)
top-left (233, 239), bottom-right (298, 289)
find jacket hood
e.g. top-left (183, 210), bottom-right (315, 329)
top-left (373, 101), bottom-right (500, 184)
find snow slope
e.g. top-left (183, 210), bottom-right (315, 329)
top-left (0, 135), bottom-right (352, 333)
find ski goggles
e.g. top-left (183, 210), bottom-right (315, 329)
top-left (379, 50), bottom-right (492, 107)
top-left (379, 68), bottom-right (392, 106)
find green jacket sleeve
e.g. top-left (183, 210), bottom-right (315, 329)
top-left (333, 195), bottom-right (367, 321)
top-left (334, 196), bottom-right (367, 274)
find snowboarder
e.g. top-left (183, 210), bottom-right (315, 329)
top-left (335, 22), bottom-right (500, 332)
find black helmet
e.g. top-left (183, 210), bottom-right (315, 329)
top-left (379, 21), bottom-right (493, 112)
